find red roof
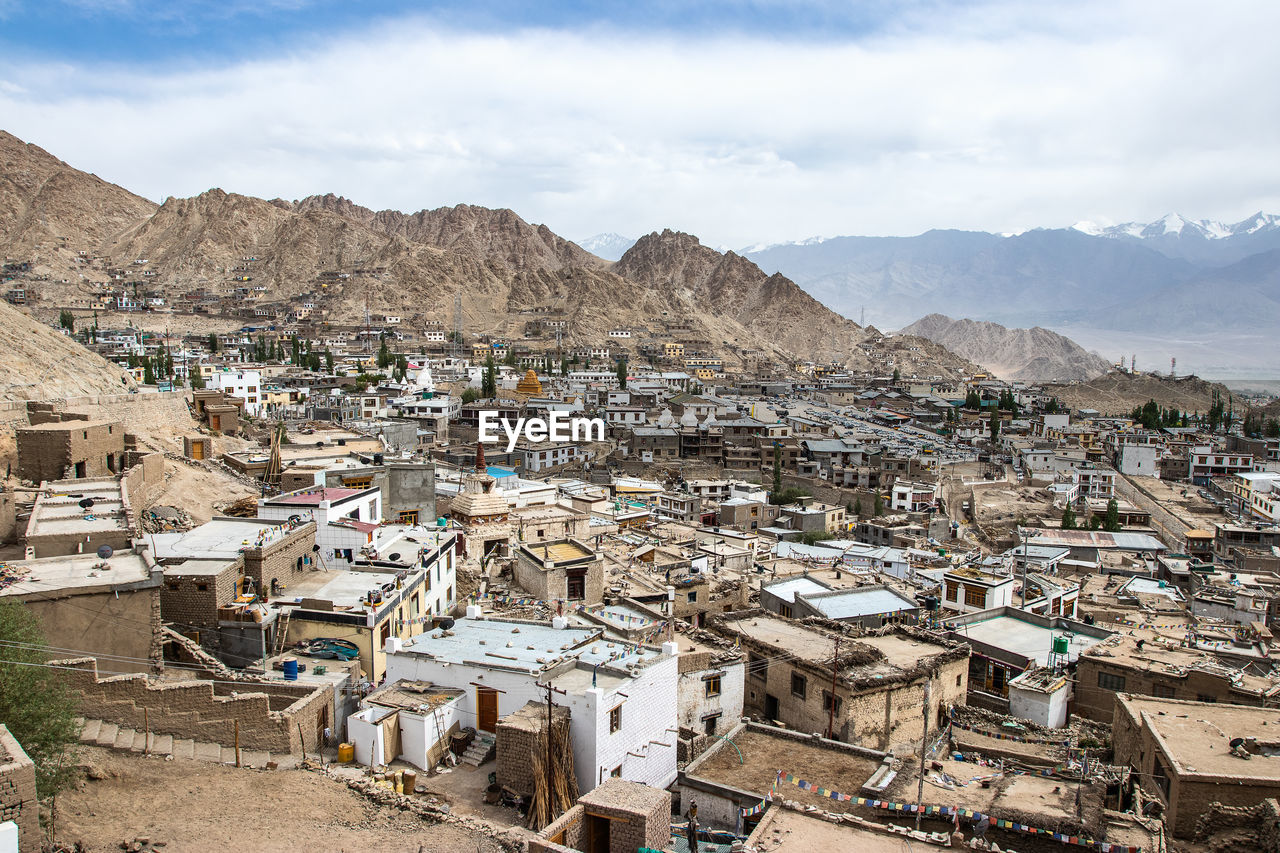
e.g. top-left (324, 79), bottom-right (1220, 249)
top-left (270, 487), bottom-right (366, 506)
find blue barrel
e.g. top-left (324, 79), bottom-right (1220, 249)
top-left (282, 657), bottom-right (298, 680)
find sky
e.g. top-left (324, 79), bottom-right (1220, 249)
top-left (2, 0), bottom-right (1278, 248)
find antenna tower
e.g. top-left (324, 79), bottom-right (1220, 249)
top-left (1170, 357), bottom-right (1176, 377)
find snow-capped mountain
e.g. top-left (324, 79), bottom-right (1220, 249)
top-left (578, 232), bottom-right (636, 261)
top-left (1071, 212), bottom-right (1280, 241)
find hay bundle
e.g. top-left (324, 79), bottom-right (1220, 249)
top-left (526, 714), bottom-right (578, 830)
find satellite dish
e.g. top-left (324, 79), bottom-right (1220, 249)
top-left (439, 618), bottom-right (455, 631)
top-left (96, 545), bottom-right (114, 560)
top-left (312, 544), bottom-right (320, 552)
top-left (388, 553), bottom-right (401, 562)
top-left (1230, 737), bottom-right (1245, 749)
top-left (78, 498), bottom-right (96, 508)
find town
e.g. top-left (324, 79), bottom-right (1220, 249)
top-left (3, 308), bottom-right (1280, 853)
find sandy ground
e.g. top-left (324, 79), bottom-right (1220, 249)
top-left (55, 746), bottom-right (505, 853)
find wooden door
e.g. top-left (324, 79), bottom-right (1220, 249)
top-left (477, 687), bottom-right (498, 732)
top-left (192, 441), bottom-right (205, 460)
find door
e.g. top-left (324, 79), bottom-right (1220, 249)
top-left (477, 687), bottom-right (498, 733)
top-left (585, 814), bottom-right (610, 853)
top-left (191, 441), bottom-right (205, 460)
top-left (764, 693), bottom-right (780, 721)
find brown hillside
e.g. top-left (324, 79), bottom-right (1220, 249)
top-left (1043, 373), bottom-right (1234, 416)
top-left (0, 300), bottom-right (135, 400)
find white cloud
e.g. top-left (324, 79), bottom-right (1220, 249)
top-left (3, 0), bottom-right (1279, 247)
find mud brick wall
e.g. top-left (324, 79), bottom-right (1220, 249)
top-left (16, 420), bottom-right (125, 483)
top-left (161, 560), bottom-right (241, 636)
top-left (496, 702), bottom-right (571, 796)
top-left (579, 779), bottom-right (672, 853)
top-left (56, 657), bottom-right (331, 754)
top-left (121, 452), bottom-right (165, 512)
top-left (242, 522), bottom-right (318, 599)
top-left (0, 724), bottom-right (39, 853)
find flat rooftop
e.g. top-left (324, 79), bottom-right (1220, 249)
top-left (750, 809), bottom-right (933, 853)
top-left (1, 549), bottom-right (152, 597)
top-left (803, 586), bottom-right (918, 620)
top-left (689, 727), bottom-right (882, 812)
top-left (401, 618), bottom-right (600, 673)
top-left (287, 566), bottom-right (405, 609)
top-left (719, 613), bottom-right (951, 676)
top-left (151, 517), bottom-right (293, 562)
top-left (520, 540), bottom-right (593, 564)
top-left (27, 479), bottom-right (129, 538)
top-left (265, 487), bottom-right (367, 506)
top-left (1124, 696), bottom-right (1280, 780)
top-left (365, 680), bottom-right (464, 712)
top-left (947, 613), bottom-right (1106, 666)
top-left (762, 576), bottom-right (829, 603)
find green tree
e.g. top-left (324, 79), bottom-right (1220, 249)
top-left (377, 336), bottom-right (392, 370)
top-left (1045, 398), bottom-right (1060, 414)
top-left (143, 359), bottom-right (155, 385)
top-left (461, 387), bottom-right (480, 404)
top-left (58, 309), bottom-right (74, 332)
top-left (482, 354), bottom-right (497, 398)
top-left (207, 332), bottom-right (219, 353)
top-left (771, 443), bottom-right (783, 496)
top-left (892, 367), bottom-right (901, 384)
top-left (616, 358), bottom-right (627, 390)
top-left (1267, 419), bottom-right (1280, 439)
top-left (799, 530), bottom-right (834, 545)
top-left (189, 369), bottom-right (205, 390)
top-left (989, 408), bottom-right (1000, 444)
top-left (873, 493), bottom-right (884, 516)
top-left (1102, 498), bottom-right (1121, 532)
top-left (0, 599), bottom-right (82, 806)
top-left (502, 348), bottom-right (517, 367)
top-left (1061, 505), bottom-right (1077, 529)
top-left (1087, 513), bottom-right (1102, 530)
top-left (853, 498), bottom-right (863, 518)
top-left (768, 487), bottom-right (810, 506)
top-left (323, 349), bottom-right (334, 374)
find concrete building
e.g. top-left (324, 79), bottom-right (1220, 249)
top-left (258, 486), bottom-right (382, 568)
top-left (889, 480), bottom-right (938, 513)
top-left (0, 547), bottom-right (163, 673)
top-left (940, 566), bottom-right (1015, 614)
top-left (1113, 695), bottom-right (1280, 838)
top-left (938, 607), bottom-right (1113, 714)
top-left (16, 419), bottom-right (126, 482)
top-left (206, 368), bottom-right (264, 416)
top-left (711, 611), bottom-right (968, 752)
top-left (383, 614), bottom-right (680, 792)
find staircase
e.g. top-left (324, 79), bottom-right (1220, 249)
top-left (77, 718), bottom-right (297, 769)
top-left (460, 732), bottom-right (496, 767)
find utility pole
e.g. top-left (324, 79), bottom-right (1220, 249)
top-left (915, 680), bottom-right (932, 831)
top-left (825, 635), bottom-right (841, 739)
top-left (1019, 527), bottom-right (1030, 611)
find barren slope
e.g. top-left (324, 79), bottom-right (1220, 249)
top-left (1043, 373), bottom-right (1233, 416)
top-left (0, 300), bottom-right (135, 400)
top-left (901, 314), bottom-right (1111, 381)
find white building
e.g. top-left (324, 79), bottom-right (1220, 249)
top-left (941, 567), bottom-right (1015, 614)
top-left (675, 645), bottom-right (745, 737)
top-left (207, 368), bottom-right (264, 416)
top-left (383, 613), bottom-right (680, 792)
top-left (890, 480), bottom-right (938, 513)
top-left (259, 486), bottom-right (383, 568)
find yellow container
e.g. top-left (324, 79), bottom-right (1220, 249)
top-left (337, 742), bottom-right (355, 763)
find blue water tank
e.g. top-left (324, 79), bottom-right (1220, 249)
top-left (282, 658), bottom-right (299, 681)
top-left (437, 517), bottom-right (447, 527)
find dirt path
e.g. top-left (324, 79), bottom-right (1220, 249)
top-left (55, 747), bottom-right (502, 853)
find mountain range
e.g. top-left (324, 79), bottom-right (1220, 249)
top-left (0, 130), bottom-right (975, 379)
top-left (743, 214), bottom-right (1280, 376)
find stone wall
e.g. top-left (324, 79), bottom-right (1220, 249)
top-left (0, 725), bottom-right (39, 853)
top-left (242, 522), bottom-right (318, 598)
top-left (530, 779), bottom-right (671, 853)
top-left (161, 559), bottom-right (240, 639)
top-left (57, 657), bottom-right (332, 754)
top-left (121, 451), bottom-right (166, 512)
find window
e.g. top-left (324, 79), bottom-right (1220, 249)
top-left (791, 672), bottom-right (807, 699)
top-left (536, 529), bottom-right (545, 538)
top-left (822, 691), bottom-right (842, 717)
top-left (956, 674), bottom-right (963, 687)
top-left (1097, 671), bottom-right (1127, 691)
top-left (1151, 683), bottom-right (1176, 699)
top-left (964, 587), bottom-right (986, 608)
top-left (398, 510), bottom-right (419, 525)
top-left (946, 582), bottom-right (959, 602)
top-left (380, 622), bottom-right (392, 648)
top-left (196, 583), bottom-right (209, 592)
top-left (1195, 694), bottom-right (1218, 703)
top-left (703, 714), bottom-right (721, 735)
top-left (609, 705), bottom-right (622, 733)
top-left (688, 591), bottom-right (698, 603)
top-left (611, 765), bottom-right (622, 778)
top-left (747, 653), bottom-right (768, 681)
top-left (704, 676), bottom-right (722, 697)
top-left (410, 593), bottom-right (420, 617)
top-left (778, 602), bottom-right (793, 619)
top-left (568, 574), bottom-right (586, 600)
